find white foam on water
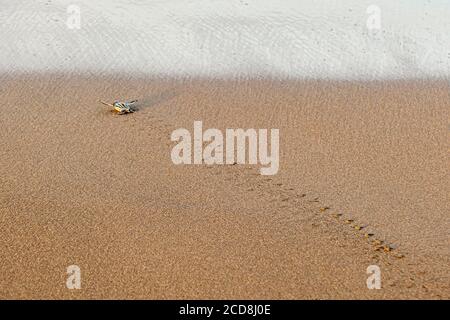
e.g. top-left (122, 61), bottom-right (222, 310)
top-left (1, 0), bottom-right (449, 79)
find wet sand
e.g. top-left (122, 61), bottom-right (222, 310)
top-left (0, 74), bottom-right (448, 299)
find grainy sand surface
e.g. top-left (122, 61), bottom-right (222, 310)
top-left (0, 74), bottom-right (448, 299)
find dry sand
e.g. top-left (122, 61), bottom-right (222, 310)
top-left (0, 73), bottom-right (448, 299)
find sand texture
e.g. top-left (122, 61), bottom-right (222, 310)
top-left (0, 74), bottom-right (448, 299)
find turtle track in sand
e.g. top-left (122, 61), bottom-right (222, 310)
top-left (194, 161), bottom-right (448, 298)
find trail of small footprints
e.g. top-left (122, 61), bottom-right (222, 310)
top-left (206, 164), bottom-right (448, 295)
top-left (128, 108), bottom-right (407, 262)
top-left (109, 112), bottom-right (440, 296)
top-left (207, 162), bottom-right (406, 260)
top-left (152, 117), bottom-right (437, 295)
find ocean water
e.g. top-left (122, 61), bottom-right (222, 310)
top-left (1, 0), bottom-right (449, 79)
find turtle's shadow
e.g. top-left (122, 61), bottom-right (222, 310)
top-left (133, 90), bottom-right (179, 111)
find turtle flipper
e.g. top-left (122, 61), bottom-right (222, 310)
top-left (100, 100), bottom-right (114, 108)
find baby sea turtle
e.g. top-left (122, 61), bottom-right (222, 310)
top-left (100, 100), bottom-right (138, 115)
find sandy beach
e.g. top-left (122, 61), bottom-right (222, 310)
top-left (0, 74), bottom-right (448, 299)
top-left (1, 0), bottom-right (449, 300)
